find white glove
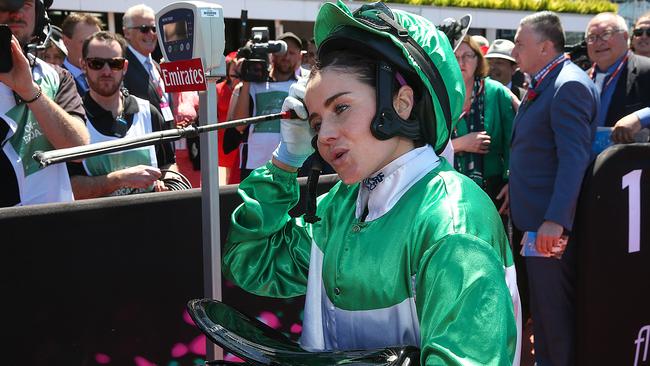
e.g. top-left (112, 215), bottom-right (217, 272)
top-left (273, 77), bottom-right (315, 168)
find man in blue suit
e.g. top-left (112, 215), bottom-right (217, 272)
top-left (508, 11), bottom-right (599, 366)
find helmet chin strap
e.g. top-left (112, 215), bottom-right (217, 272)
top-left (304, 136), bottom-right (324, 224)
top-left (370, 60), bottom-right (420, 141)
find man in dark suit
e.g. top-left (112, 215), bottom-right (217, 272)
top-left (585, 13), bottom-right (650, 143)
top-left (508, 11), bottom-right (599, 366)
top-left (122, 4), bottom-right (174, 127)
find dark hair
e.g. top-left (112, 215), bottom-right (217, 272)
top-left (460, 35), bottom-right (489, 78)
top-left (311, 50), bottom-right (377, 88)
top-left (309, 48), bottom-right (429, 145)
top-left (82, 31), bottom-right (128, 58)
top-left (520, 11), bottom-right (566, 53)
top-left (61, 13), bottom-right (103, 38)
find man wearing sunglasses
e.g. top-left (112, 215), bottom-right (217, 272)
top-left (0, 0), bottom-right (89, 207)
top-left (585, 13), bottom-right (650, 141)
top-left (122, 4), bottom-right (174, 127)
top-left (631, 12), bottom-right (650, 58)
top-left (67, 31), bottom-right (177, 198)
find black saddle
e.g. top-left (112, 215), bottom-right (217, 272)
top-left (187, 298), bottom-right (420, 366)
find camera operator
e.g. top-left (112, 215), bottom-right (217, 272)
top-left (230, 31), bottom-right (303, 181)
top-left (0, 0), bottom-right (89, 207)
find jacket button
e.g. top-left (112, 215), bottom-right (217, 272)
top-left (334, 287), bottom-right (341, 295)
top-left (352, 225), bottom-right (361, 232)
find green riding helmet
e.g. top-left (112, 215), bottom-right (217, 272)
top-left (313, 0), bottom-right (465, 154)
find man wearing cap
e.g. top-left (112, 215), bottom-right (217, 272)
top-left (486, 39), bottom-right (527, 100)
top-left (230, 31), bottom-right (304, 180)
top-left (0, 0), bottom-right (89, 207)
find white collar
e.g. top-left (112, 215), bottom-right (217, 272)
top-left (63, 58), bottom-right (83, 78)
top-left (355, 145), bottom-right (440, 221)
top-left (128, 45), bottom-right (153, 67)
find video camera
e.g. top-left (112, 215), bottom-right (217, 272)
top-left (565, 40), bottom-right (591, 71)
top-left (237, 27), bottom-right (287, 82)
top-left (0, 0), bottom-right (53, 59)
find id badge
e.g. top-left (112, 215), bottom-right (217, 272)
top-left (592, 127), bottom-right (613, 155)
top-left (160, 102), bottom-right (174, 122)
top-left (520, 231), bottom-right (550, 258)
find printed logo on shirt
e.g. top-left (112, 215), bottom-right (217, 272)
top-left (253, 90), bottom-right (287, 133)
top-left (5, 76), bottom-right (59, 177)
top-left (7, 107), bottom-right (54, 177)
top-left (83, 149), bottom-right (153, 177)
top-left (363, 172), bottom-right (385, 191)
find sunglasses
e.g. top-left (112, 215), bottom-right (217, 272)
top-left (85, 57), bottom-right (127, 71)
top-left (633, 27), bottom-right (650, 37)
top-left (128, 25), bottom-right (156, 34)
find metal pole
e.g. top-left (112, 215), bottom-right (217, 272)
top-left (199, 75), bottom-right (223, 361)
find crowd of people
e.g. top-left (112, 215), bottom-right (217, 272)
top-left (1, 0), bottom-right (649, 365)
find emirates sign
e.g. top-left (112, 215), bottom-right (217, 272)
top-left (160, 58), bottom-right (207, 92)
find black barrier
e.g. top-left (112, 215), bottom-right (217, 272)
top-left (576, 143), bottom-right (650, 365)
top-left (5, 142), bottom-right (650, 365)
top-left (0, 174), bottom-right (338, 365)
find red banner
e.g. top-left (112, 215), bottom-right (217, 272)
top-left (160, 58), bottom-right (206, 92)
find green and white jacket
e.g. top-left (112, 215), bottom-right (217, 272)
top-left (1, 59), bottom-right (72, 205)
top-left (224, 145), bottom-right (521, 365)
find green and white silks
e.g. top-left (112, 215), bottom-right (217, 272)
top-left (224, 145), bottom-right (521, 365)
top-left (83, 96), bottom-right (158, 196)
top-left (1, 59), bottom-right (73, 206)
top-left (243, 80), bottom-right (293, 170)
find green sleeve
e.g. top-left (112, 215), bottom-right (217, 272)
top-left (496, 85), bottom-right (515, 181)
top-left (222, 161), bottom-right (312, 298)
top-left (417, 233), bottom-right (516, 366)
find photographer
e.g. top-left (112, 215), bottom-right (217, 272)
top-left (230, 31), bottom-right (303, 181)
top-left (0, 0), bottom-right (89, 207)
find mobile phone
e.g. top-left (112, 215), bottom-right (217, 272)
top-left (0, 24), bottom-right (13, 73)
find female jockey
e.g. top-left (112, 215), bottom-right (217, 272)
top-left (223, 1), bottom-right (521, 364)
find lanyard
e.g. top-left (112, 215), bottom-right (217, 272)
top-left (531, 54), bottom-right (569, 89)
top-left (588, 51), bottom-right (629, 93)
top-left (458, 78), bottom-right (485, 122)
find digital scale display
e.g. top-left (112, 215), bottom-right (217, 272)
top-left (163, 20), bottom-right (188, 42)
top-left (156, 1), bottom-right (226, 74)
top-left (158, 8), bottom-right (194, 61)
